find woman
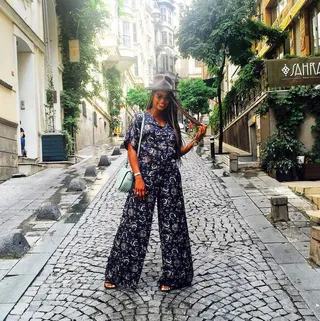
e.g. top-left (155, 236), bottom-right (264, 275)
top-left (105, 75), bottom-right (207, 292)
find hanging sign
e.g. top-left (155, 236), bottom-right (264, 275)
top-left (266, 57), bottom-right (320, 87)
top-left (69, 40), bottom-right (80, 63)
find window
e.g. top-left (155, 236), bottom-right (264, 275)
top-left (169, 33), bottom-right (173, 46)
top-left (93, 111), bottom-right (97, 126)
top-left (162, 55), bottom-right (168, 71)
top-left (311, 7), bottom-right (320, 53)
top-left (276, 0), bottom-right (287, 17)
top-left (122, 21), bottom-right (131, 47)
top-left (133, 23), bottom-right (137, 42)
top-left (82, 101), bottom-right (87, 117)
top-left (134, 56), bottom-right (139, 76)
top-left (161, 8), bottom-right (166, 21)
top-left (169, 57), bottom-right (174, 72)
top-left (162, 31), bottom-right (168, 45)
top-left (168, 10), bottom-right (172, 24)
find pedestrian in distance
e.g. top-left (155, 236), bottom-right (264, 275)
top-left (20, 126), bottom-right (27, 157)
top-left (104, 74), bottom-right (207, 292)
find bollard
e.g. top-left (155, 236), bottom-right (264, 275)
top-left (210, 136), bottom-right (215, 160)
top-left (310, 226), bottom-right (320, 266)
top-left (270, 196), bottom-right (288, 222)
top-left (229, 153), bottom-right (238, 172)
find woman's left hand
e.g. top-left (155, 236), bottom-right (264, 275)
top-left (195, 124), bottom-right (207, 142)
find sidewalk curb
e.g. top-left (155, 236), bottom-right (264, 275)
top-left (0, 153), bottom-right (127, 321)
top-left (210, 169), bottom-right (320, 320)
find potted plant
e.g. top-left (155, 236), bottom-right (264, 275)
top-left (261, 133), bottom-right (303, 182)
top-left (303, 154), bottom-right (320, 180)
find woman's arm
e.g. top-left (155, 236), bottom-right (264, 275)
top-left (180, 124), bottom-right (207, 156)
top-left (127, 143), bottom-right (146, 199)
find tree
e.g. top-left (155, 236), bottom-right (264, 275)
top-left (178, 0), bottom-right (287, 153)
top-left (178, 78), bottom-right (215, 119)
top-left (126, 87), bottom-right (150, 110)
top-left (105, 66), bottom-right (122, 134)
top-left (56, 0), bottom-right (109, 144)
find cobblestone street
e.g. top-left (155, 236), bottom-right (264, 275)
top-left (6, 151), bottom-right (319, 321)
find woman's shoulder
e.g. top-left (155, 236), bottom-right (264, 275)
top-left (133, 111), bottom-right (146, 121)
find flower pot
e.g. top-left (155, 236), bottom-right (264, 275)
top-left (275, 168), bottom-right (295, 182)
top-left (303, 163), bottom-right (320, 180)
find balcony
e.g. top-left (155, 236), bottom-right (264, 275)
top-left (99, 34), bottom-right (120, 66)
top-left (118, 47), bottom-right (135, 72)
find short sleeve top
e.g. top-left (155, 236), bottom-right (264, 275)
top-left (124, 112), bottom-right (177, 169)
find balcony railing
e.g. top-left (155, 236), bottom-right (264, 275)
top-left (222, 64), bottom-right (267, 129)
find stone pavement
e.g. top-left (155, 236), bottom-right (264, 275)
top-left (3, 149), bottom-right (320, 321)
top-left (0, 142), bottom-right (126, 320)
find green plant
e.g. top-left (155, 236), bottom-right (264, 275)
top-left (178, 0), bottom-right (286, 153)
top-left (56, 0), bottom-right (109, 138)
top-left (178, 78), bottom-right (215, 118)
top-left (261, 133), bottom-right (303, 173)
top-left (45, 73), bottom-right (56, 132)
top-left (105, 66), bottom-right (122, 134)
top-left (61, 129), bottom-right (74, 155)
top-left (126, 87), bottom-right (149, 110)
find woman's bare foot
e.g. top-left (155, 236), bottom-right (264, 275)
top-left (104, 280), bottom-right (116, 289)
top-left (160, 285), bottom-right (171, 292)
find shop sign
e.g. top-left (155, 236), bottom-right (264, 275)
top-left (266, 57), bottom-right (320, 87)
top-left (69, 40), bottom-right (80, 63)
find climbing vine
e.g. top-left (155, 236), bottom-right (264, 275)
top-left (56, 0), bottom-right (109, 146)
top-left (104, 66), bottom-right (122, 134)
top-left (258, 86), bottom-right (320, 173)
top-left (210, 60), bottom-right (262, 133)
top-left (45, 73), bottom-right (56, 133)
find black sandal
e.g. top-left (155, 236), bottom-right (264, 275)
top-left (104, 280), bottom-right (116, 289)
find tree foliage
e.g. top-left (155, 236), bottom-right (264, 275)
top-left (56, 0), bottom-right (109, 141)
top-left (105, 66), bottom-right (122, 134)
top-left (178, 79), bottom-right (215, 116)
top-left (126, 87), bottom-right (150, 110)
top-left (178, 0), bottom-right (287, 152)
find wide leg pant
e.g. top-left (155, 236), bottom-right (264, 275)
top-left (105, 163), bottom-right (193, 288)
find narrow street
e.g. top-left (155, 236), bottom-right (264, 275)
top-left (4, 151), bottom-right (318, 321)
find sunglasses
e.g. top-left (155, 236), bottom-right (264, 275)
top-left (156, 93), bottom-right (170, 101)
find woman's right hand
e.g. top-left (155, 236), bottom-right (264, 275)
top-left (134, 176), bottom-right (146, 200)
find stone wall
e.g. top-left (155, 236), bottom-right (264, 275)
top-left (0, 118), bottom-right (18, 181)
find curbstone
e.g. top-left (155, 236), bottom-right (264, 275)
top-left (68, 178), bottom-right (86, 192)
top-left (35, 202), bottom-right (61, 221)
top-left (0, 233), bottom-right (30, 258)
top-left (310, 226), bottom-right (320, 266)
top-left (84, 166), bottom-right (98, 177)
top-left (111, 147), bottom-right (121, 156)
top-left (271, 196), bottom-right (288, 206)
top-left (98, 155), bottom-right (111, 167)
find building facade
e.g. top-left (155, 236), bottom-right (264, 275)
top-left (0, 0), bottom-right (62, 180)
top-left (101, 0), bottom-right (182, 134)
top-left (213, 0), bottom-right (319, 160)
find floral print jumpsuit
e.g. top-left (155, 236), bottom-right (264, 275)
top-left (105, 111), bottom-right (193, 289)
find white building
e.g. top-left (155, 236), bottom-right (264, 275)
top-left (100, 0), bottom-right (182, 134)
top-left (0, 0), bottom-right (62, 180)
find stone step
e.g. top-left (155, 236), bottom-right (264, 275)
top-left (306, 210), bottom-right (320, 223)
top-left (305, 187), bottom-right (320, 195)
top-left (307, 194), bottom-right (320, 209)
top-left (18, 163), bottom-right (46, 176)
top-left (18, 156), bottom-right (37, 164)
